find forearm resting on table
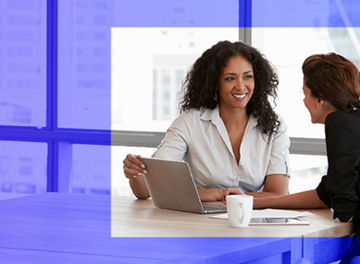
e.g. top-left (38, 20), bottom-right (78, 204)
top-left (246, 191), bottom-right (287, 197)
top-left (249, 174), bottom-right (289, 197)
top-left (253, 189), bottom-right (328, 209)
top-left (198, 189), bottom-right (223, 202)
top-left (129, 176), bottom-right (150, 199)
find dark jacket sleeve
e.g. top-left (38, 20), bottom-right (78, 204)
top-left (316, 175), bottom-right (332, 208)
top-left (317, 112), bottom-right (360, 222)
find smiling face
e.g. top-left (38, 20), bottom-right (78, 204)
top-left (218, 55), bottom-right (255, 111)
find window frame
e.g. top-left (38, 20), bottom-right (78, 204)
top-left (0, 0), bottom-right (326, 193)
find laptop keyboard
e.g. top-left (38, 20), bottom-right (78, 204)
top-left (203, 203), bottom-right (227, 212)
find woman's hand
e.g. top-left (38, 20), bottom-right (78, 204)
top-left (123, 154), bottom-right (150, 199)
top-left (198, 188), bottom-right (244, 202)
top-left (123, 154), bottom-right (147, 179)
top-left (221, 188), bottom-right (245, 202)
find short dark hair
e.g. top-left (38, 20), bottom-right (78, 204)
top-left (180, 40), bottom-right (280, 136)
top-left (302, 53), bottom-right (360, 112)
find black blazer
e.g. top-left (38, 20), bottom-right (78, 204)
top-left (316, 110), bottom-right (360, 223)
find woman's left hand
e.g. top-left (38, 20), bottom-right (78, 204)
top-left (198, 188), bottom-right (244, 202)
top-left (221, 188), bottom-right (245, 202)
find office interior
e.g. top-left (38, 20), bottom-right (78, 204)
top-left (0, 0), bottom-right (358, 263)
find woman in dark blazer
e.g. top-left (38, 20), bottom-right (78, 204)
top-left (245, 53), bottom-right (360, 263)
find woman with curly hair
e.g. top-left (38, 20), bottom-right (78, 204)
top-left (123, 41), bottom-right (290, 201)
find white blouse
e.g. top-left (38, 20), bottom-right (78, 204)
top-left (152, 106), bottom-right (290, 192)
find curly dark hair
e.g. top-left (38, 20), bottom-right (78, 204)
top-left (180, 40), bottom-right (280, 135)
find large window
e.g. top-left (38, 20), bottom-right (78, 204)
top-left (58, 0), bottom-right (111, 130)
top-left (2, 0), bottom-right (355, 198)
top-left (0, 141), bottom-right (47, 198)
top-left (251, 1), bottom-right (360, 192)
top-left (0, 0), bottom-right (243, 198)
top-left (0, 0), bottom-right (46, 127)
top-left (111, 27), bottom-right (239, 131)
top-left (252, 27), bottom-right (360, 138)
top-left (0, 0), bottom-right (48, 199)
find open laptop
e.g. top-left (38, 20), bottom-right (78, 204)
top-left (139, 157), bottom-right (226, 214)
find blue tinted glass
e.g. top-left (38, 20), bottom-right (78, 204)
top-left (0, 141), bottom-right (47, 199)
top-left (57, 0), bottom-right (240, 130)
top-left (112, 0), bottom-right (240, 27)
top-left (252, 0), bottom-right (360, 27)
top-left (71, 145), bottom-right (155, 196)
top-left (58, 0), bottom-right (112, 129)
top-left (0, 0), bottom-right (46, 127)
top-left (71, 144), bottom-right (111, 195)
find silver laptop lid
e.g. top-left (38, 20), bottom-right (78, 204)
top-left (139, 157), bottom-right (204, 213)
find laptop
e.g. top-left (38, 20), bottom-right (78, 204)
top-left (139, 157), bottom-right (227, 214)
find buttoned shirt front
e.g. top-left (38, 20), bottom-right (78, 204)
top-left (152, 106), bottom-right (290, 192)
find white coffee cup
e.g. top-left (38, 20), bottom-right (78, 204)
top-left (226, 195), bottom-right (253, 227)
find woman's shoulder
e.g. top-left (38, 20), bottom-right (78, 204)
top-left (176, 108), bottom-right (201, 120)
top-left (171, 108), bottom-right (202, 128)
top-left (325, 111), bottom-right (360, 155)
top-left (270, 113), bottom-right (288, 134)
top-left (250, 113), bottom-right (289, 144)
top-left (326, 110), bottom-right (360, 126)
top-left (272, 114), bottom-right (289, 141)
top-left (276, 114), bottom-right (287, 126)
top-left (325, 111), bottom-right (360, 140)
top-left (252, 112), bottom-right (287, 127)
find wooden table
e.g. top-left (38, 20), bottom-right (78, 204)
top-left (111, 196), bottom-right (353, 237)
top-left (0, 193), bottom-right (354, 263)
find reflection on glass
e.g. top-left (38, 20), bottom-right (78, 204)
top-left (0, 0), bottom-right (46, 127)
top-left (0, 141), bottom-right (47, 199)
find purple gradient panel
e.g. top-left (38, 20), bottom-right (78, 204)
top-left (58, 0), bottom-right (111, 130)
top-left (71, 144), bottom-right (111, 195)
top-left (252, 0), bottom-right (360, 27)
top-left (0, 141), bottom-right (47, 198)
top-left (0, 0), bottom-right (47, 127)
top-left (112, 0), bottom-right (240, 27)
top-left (0, 190), bottom-right (355, 263)
top-left (57, 0), bottom-right (240, 129)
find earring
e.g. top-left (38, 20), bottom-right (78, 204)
top-left (213, 92), bottom-right (218, 102)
